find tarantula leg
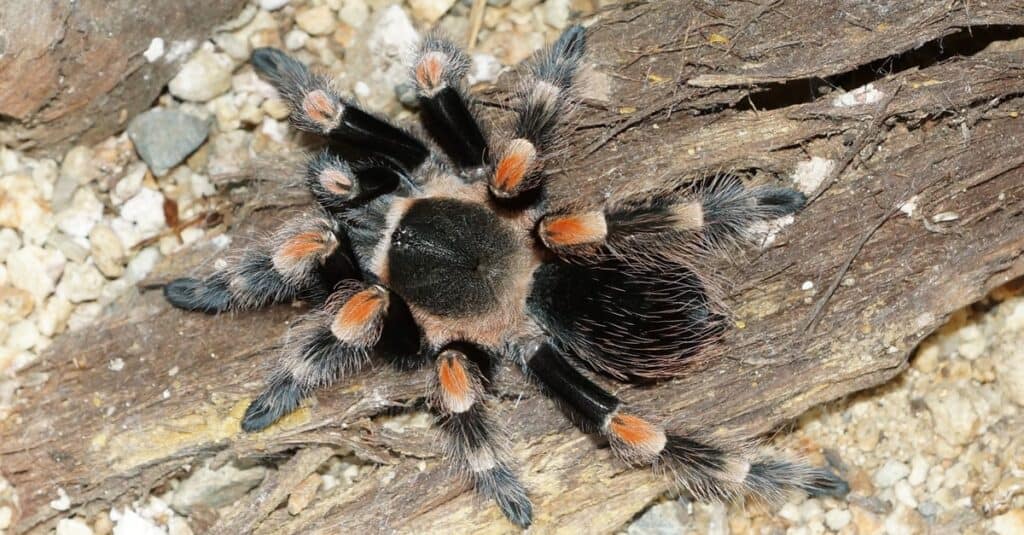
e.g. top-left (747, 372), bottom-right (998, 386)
top-left (690, 173), bottom-right (806, 251)
top-left (306, 151), bottom-right (408, 211)
top-left (430, 346), bottom-right (532, 527)
top-left (241, 284), bottom-right (390, 432)
top-left (252, 47), bottom-right (430, 170)
top-left (524, 343), bottom-right (849, 502)
top-left (537, 210), bottom-right (608, 251)
top-left (413, 34), bottom-right (489, 169)
top-left (165, 215), bottom-right (354, 313)
top-left (489, 25), bottom-right (586, 199)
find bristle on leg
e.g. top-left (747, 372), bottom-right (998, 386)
top-left (539, 212), bottom-right (608, 250)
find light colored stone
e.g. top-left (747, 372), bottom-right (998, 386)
top-left (296, 5), bottom-right (336, 36)
top-left (213, 32), bottom-right (250, 62)
top-left (59, 263), bottom-right (106, 303)
top-left (208, 130), bottom-right (253, 175)
top-left (211, 95), bottom-right (241, 131)
top-left (409, 0), bottom-right (455, 23)
top-left (36, 295), bottom-right (74, 337)
top-left (0, 227), bottom-right (20, 261)
top-left (126, 247), bottom-right (162, 283)
top-left (56, 187), bottom-right (104, 240)
top-left (67, 302), bottom-right (103, 331)
top-left (342, 6), bottom-right (419, 114)
top-left (338, 0), bottom-right (370, 27)
top-left (284, 29), bottom-right (309, 50)
top-left (169, 49), bottom-right (234, 102)
top-left (0, 506), bottom-right (11, 530)
top-left (167, 517), bottom-right (194, 535)
top-left (874, 459), bottom-right (910, 488)
top-left (824, 508), bottom-right (851, 531)
top-left (542, 0), bottom-right (571, 29)
top-left (0, 174), bottom-right (54, 245)
top-left (119, 187), bottom-right (168, 242)
top-left (56, 517), bottom-right (94, 535)
top-left (894, 480), bottom-right (918, 508)
top-left (0, 285), bottom-right (34, 322)
top-left (128, 109), bottom-right (211, 176)
top-left (61, 145), bottom-right (102, 186)
top-left (90, 224), bottom-right (126, 279)
top-left (259, 0), bottom-right (290, 11)
top-left (6, 319), bottom-right (39, 350)
top-left (923, 381), bottom-right (984, 446)
top-left (7, 245), bottom-right (65, 303)
top-left (850, 504), bottom-right (883, 535)
top-left (992, 510), bottom-right (1024, 535)
top-left (997, 344), bottom-right (1024, 406)
top-left (110, 509), bottom-right (163, 535)
top-left (468, 53), bottom-right (503, 85)
top-left (170, 461), bottom-right (267, 514)
top-left (47, 231), bottom-right (90, 263)
top-left (111, 163), bottom-right (147, 206)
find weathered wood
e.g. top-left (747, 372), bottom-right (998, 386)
top-left (3, 1), bottom-right (1024, 533)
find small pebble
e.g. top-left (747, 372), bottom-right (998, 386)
top-left (284, 29), bottom-right (309, 50)
top-left (258, 0), bottom-right (290, 11)
top-left (543, 0), bottom-right (571, 29)
top-left (296, 6), bottom-right (336, 36)
top-left (338, 0), bottom-right (369, 27)
top-left (59, 263), bottom-right (106, 303)
top-left (874, 459), bottom-right (910, 488)
top-left (824, 508), bottom-right (851, 531)
top-left (0, 506), bottom-right (11, 529)
top-left (90, 224), bottom-right (126, 279)
top-left (409, 0), bottom-right (457, 23)
top-left (57, 517), bottom-right (94, 535)
top-left (168, 49), bottom-right (234, 102)
top-left (127, 109), bottom-right (210, 176)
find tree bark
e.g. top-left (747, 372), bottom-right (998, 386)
top-left (3, 1), bottom-right (1024, 533)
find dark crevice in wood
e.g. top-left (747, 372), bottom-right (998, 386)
top-left (740, 24), bottom-right (1024, 112)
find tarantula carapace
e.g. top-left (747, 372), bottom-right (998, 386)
top-left (164, 26), bottom-right (847, 527)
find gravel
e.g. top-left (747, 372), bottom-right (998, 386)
top-left (1, 1), bottom-right (1021, 533)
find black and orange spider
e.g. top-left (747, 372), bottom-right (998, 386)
top-left (163, 26), bottom-right (847, 527)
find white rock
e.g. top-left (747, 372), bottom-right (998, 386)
top-left (997, 344), bottom-right (1024, 406)
top-left (7, 246), bottom-right (65, 303)
top-left (169, 49), bottom-right (234, 102)
top-left (67, 302), bottom-right (103, 331)
top-left (338, 0), bottom-right (369, 27)
top-left (907, 455), bottom-right (929, 486)
top-left (168, 516), bottom-right (194, 535)
top-left (0, 506), bottom-right (10, 530)
top-left (126, 247), bottom-right (162, 283)
top-left (259, 0), bottom-right (290, 10)
top-left (6, 319), bottom-right (39, 350)
top-left (833, 83), bottom-right (884, 107)
top-left (211, 94), bottom-right (241, 131)
top-left (60, 145), bottom-right (101, 186)
top-left (923, 382), bottom-right (983, 446)
top-left (36, 295), bottom-right (74, 337)
top-left (468, 53), bottom-right (503, 85)
top-left (144, 37), bottom-right (165, 62)
top-left (626, 500), bottom-right (688, 535)
top-left (213, 32), bottom-right (251, 62)
top-left (56, 517), bottom-right (94, 535)
top-left (542, 0), bottom-right (571, 29)
top-left (111, 163), bottom-right (147, 206)
top-left (824, 508), bottom-right (851, 531)
top-left (90, 224), bottom-right (126, 279)
top-left (791, 157), bottom-right (835, 194)
top-left (992, 510), bottom-right (1024, 535)
top-left (409, 0), bottom-right (456, 23)
top-left (56, 187), bottom-right (104, 240)
top-left (111, 508), bottom-right (164, 535)
top-left (0, 174), bottom-right (54, 245)
top-left (0, 285), bottom-right (33, 324)
top-left (343, 6), bottom-right (419, 113)
top-left (296, 5), bottom-right (336, 36)
top-left (50, 487), bottom-right (71, 511)
top-left (284, 29), bottom-right (309, 50)
top-left (0, 227), bottom-right (20, 261)
top-left (190, 173), bottom-right (216, 198)
top-left (180, 227), bottom-right (206, 245)
top-left (120, 187), bottom-right (168, 241)
top-left (874, 459), bottom-right (910, 488)
top-left (894, 480), bottom-right (918, 508)
top-left (59, 263), bottom-right (106, 303)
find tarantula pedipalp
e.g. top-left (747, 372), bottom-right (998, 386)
top-left (163, 26), bottom-right (847, 528)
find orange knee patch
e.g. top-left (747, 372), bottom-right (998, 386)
top-left (303, 89), bottom-right (340, 130)
top-left (609, 413), bottom-right (667, 453)
top-left (331, 286), bottom-right (388, 345)
top-left (437, 350), bottom-right (474, 413)
top-left (491, 139), bottom-right (537, 196)
top-left (540, 212), bottom-right (608, 248)
top-left (278, 232), bottom-right (330, 262)
top-left (415, 52), bottom-right (446, 92)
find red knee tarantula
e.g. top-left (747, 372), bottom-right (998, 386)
top-left (164, 26), bottom-right (847, 527)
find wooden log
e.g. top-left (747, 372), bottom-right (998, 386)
top-left (2, 1), bottom-right (1024, 533)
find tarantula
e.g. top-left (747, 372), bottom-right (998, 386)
top-left (164, 26), bottom-right (847, 527)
